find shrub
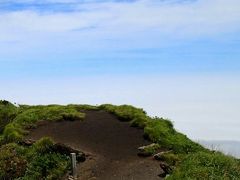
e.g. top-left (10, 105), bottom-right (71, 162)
top-left (32, 137), bottom-right (54, 154)
top-left (0, 100), bottom-right (18, 133)
top-left (2, 123), bottom-right (24, 142)
top-left (23, 153), bottom-right (69, 180)
top-left (0, 138), bottom-right (70, 180)
top-left (0, 143), bottom-right (27, 179)
top-left (22, 138), bottom-right (69, 180)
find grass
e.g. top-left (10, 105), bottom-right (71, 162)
top-left (167, 151), bottom-right (240, 180)
top-left (99, 104), bottom-right (149, 128)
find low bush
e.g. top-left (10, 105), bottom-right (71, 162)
top-left (0, 143), bottom-right (28, 179)
top-left (32, 137), bottom-right (55, 154)
top-left (0, 138), bottom-right (70, 180)
top-left (3, 123), bottom-right (25, 142)
top-left (23, 137), bottom-right (70, 180)
top-left (22, 153), bottom-right (69, 180)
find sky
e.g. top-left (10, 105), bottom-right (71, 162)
top-left (0, 0), bottom-right (240, 141)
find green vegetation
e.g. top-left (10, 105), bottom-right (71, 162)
top-left (1, 101), bottom-right (240, 179)
top-left (99, 104), bottom-right (149, 128)
top-left (167, 151), bottom-right (240, 180)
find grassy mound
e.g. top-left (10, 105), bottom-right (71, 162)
top-left (1, 101), bottom-right (240, 179)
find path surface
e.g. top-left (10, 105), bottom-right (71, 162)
top-left (28, 110), bottom-right (162, 180)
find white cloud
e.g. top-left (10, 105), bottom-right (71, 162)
top-left (0, 0), bottom-right (239, 35)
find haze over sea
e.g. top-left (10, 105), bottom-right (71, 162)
top-left (0, 0), bottom-right (240, 154)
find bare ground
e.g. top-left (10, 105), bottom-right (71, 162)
top-left (27, 110), bottom-right (163, 180)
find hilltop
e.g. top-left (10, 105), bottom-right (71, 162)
top-left (0, 100), bottom-right (240, 179)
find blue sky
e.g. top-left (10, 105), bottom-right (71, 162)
top-left (0, 0), bottom-right (240, 140)
top-left (0, 0), bottom-right (240, 78)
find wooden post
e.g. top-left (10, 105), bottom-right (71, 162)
top-left (71, 153), bottom-right (77, 178)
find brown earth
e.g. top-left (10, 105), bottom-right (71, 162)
top-left (27, 110), bottom-right (163, 180)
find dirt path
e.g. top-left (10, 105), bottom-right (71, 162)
top-left (28, 110), bottom-right (163, 180)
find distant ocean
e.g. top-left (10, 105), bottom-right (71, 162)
top-left (199, 140), bottom-right (240, 158)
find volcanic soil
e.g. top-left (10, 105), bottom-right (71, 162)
top-left (28, 110), bottom-right (163, 180)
